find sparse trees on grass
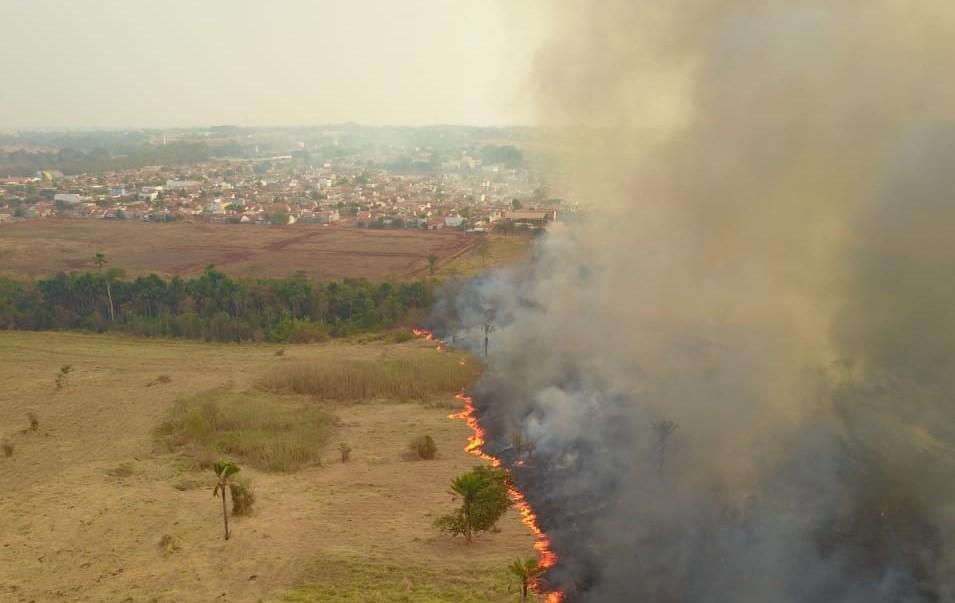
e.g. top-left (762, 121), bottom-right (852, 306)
top-left (434, 466), bottom-right (511, 542)
top-left (212, 461), bottom-right (240, 540)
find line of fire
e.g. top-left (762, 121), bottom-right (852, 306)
top-left (414, 328), bottom-right (564, 602)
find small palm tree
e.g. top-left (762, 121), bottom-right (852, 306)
top-left (449, 470), bottom-right (487, 542)
top-left (426, 253), bottom-right (439, 275)
top-left (212, 461), bottom-right (240, 540)
top-left (508, 557), bottom-right (543, 601)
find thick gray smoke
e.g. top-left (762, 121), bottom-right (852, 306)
top-left (435, 1), bottom-right (955, 601)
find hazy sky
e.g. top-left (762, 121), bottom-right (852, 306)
top-left (0, 0), bottom-right (539, 128)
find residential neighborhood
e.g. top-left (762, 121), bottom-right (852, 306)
top-left (0, 127), bottom-right (568, 233)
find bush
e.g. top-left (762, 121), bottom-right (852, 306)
top-left (27, 412), bottom-right (38, 431)
top-left (156, 389), bottom-right (334, 472)
top-left (410, 435), bottom-right (438, 460)
top-left (337, 442), bottom-right (352, 462)
top-left (158, 534), bottom-right (181, 557)
top-left (55, 364), bottom-right (73, 388)
top-left (2, 441), bottom-right (13, 457)
top-left (229, 477), bottom-right (256, 516)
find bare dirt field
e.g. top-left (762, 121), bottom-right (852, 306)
top-left (0, 220), bottom-right (508, 281)
top-left (0, 332), bottom-right (534, 602)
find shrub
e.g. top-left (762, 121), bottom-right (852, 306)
top-left (410, 435), bottom-right (438, 460)
top-left (157, 389), bottom-right (333, 472)
top-left (2, 441), bottom-right (13, 457)
top-left (55, 364), bottom-right (73, 388)
top-left (229, 477), bottom-right (256, 516)
top-left (27, 412), bottom-right (39, 431)
top-left (337, 442), bottom-right (352, 462)
top-left (158, 534), bottom-right (181, 557)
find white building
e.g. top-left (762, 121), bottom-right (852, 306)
top-left (54, 193), bottom-right (82, 205)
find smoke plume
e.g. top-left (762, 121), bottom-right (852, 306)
top-left (441, 2), bottom-right (955, 601)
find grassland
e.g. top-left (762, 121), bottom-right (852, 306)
top-left (0, 219), bottom-right (531, 281)
top-left (0, 332), bottom-right (534, 602)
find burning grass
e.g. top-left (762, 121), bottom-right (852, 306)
top-left (257, 347), bottom-right (478, 401)
top-left (156, 389), bottom-right (334, 472)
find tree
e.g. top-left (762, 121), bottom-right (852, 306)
top-left (434, 466), bottom-right (511, 542)
top-left (508, 557), bottom-right (543, 601)
top-left (212, 461), bottom-right (240, 540)
top-left (483, 322), bottom-right (495, 358)
top-left (511, 198), bottom-right (522, 210)
top-left (475, 238), bottom-right (491, 269)
top-left (426, 253), bottom-right (439, 275)
top-left (654, 418), bottom-right (678, 478)
top-left (93, 253), bottom-right (120, 322)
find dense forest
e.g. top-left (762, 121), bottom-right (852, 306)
top-left (0, 266), bottom-right (434, 342)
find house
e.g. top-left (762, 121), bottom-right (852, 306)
top-left (138, 189), bottom-right (159, 202)
top-left (503, 209), bottom-right (557, 228)
top-left (54, 193), bottom-right (82, 205)
top-left (444, 215), bottom-right (464, 228)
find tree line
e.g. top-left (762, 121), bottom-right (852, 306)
top-left (0, 265), bottom-right (434, 342)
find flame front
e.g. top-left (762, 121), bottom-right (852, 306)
top-left (452, 392), bottom-right (563, 602)
top-left (413, 328), bottom-right (563, 601)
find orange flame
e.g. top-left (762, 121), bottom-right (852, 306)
top-left (452, 392), bottom-right (564, 601)
top-left (414, 327), bottom-right (563, 601)
top-left (412, 328), bottom-right (444, 352)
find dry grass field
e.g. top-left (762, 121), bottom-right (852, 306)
top-left (0, 332), bottom-right (535, 602)
top-left (0, 220), bottom-right (531, 281)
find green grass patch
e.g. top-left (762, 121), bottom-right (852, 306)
top-left (282, 555), bottom-right (513, 603)
top-left (258, 348), bottom-right (478, 401)
top-left (156, 389), bottom-right (334, 472)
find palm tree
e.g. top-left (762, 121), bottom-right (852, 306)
top-left (508, 557), bottom-right (543, 600)
top-left (449, 471), bottom-right (487, 542)
top-left (212, 461), bottom-right (240, 540)
top-left (93, 252), bottom-right (120, 322)
top-left (426, 253), bottom-right (439, 275)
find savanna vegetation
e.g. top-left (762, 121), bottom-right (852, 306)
top-left (157, 389), bottom-right (334, 472)
top-left (258, 348), bottom-right (479, 401)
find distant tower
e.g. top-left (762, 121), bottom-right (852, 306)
top-left (162, 134), bottom-right (167, 146)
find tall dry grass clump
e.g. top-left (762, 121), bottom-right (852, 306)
top-left (156, 389), bottom-right (333, 472)
top-left (258, 350), bottom-right (477, 401)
